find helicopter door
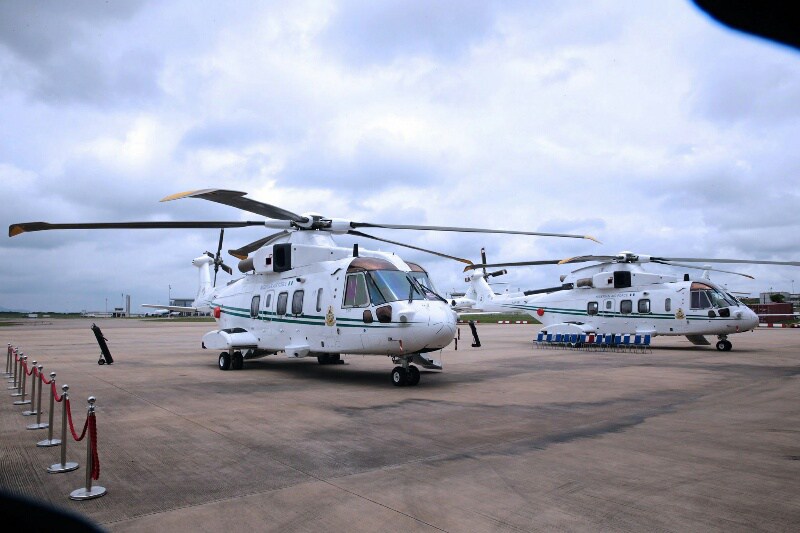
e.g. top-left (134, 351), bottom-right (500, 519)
top-left (338, 272), bottom-right (367, 350)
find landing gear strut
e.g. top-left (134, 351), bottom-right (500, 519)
top-left (219, 350), bottom-right (245, 370)
top-left (716, 336), bottom-right (732, 351)
top-left (391, 358), bottom-right (421, 387)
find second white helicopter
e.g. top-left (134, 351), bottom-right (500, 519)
top-left (455, 250), bottom-right (799, 351)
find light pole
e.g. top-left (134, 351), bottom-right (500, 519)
top-left (168, 284), bottom-right (172, 306)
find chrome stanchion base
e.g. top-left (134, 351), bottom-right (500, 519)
top-left (48, 462), bottom-right (79, 473)
top-left (37, 438), bottom-right (61, 447)
top-left (22, 409), bottom-right (38, 416)
top-left (27, 422), bottom-right (49, 430)
top-left (10, 390), bottom-right (22, 395)
top-left (69, 486), bottom-right (106, 500)
top-left (13, 399), bottom-right (31, 405)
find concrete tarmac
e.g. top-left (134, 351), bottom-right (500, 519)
top-left (1, 319), bottom-right (799, 532)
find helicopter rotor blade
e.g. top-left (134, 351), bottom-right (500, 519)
top-left (350, 222), bottom-right (600, 242)
top-left (228, 230), bottom-right (291, 260)
top-left (651, 260), bottom-right (755, 279)
top-left (347, 230), bottom-right (474, 265)
top-left (557, 255), bottom-right (618, 265)
top-left (464, 259), bottom-right (564, 272)
top-left (161, 189), bottom-right (308, 223)
top-left (652, 256), bottom-right (800, 267)
top-left (9, 220), bottom-right (267, 237)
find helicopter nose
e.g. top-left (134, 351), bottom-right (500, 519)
top-left (745, 308), bottom-right (760, 330)
top-left (426, 305), bottom-right (457, 348)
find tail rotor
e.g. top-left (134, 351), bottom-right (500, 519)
top-left (205, 229), bottom-right (233, 286)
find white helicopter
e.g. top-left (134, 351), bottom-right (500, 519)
top-left (455, 250), bottom-right (799, 351)
top-left (9, 188), bottom-right (597, 386)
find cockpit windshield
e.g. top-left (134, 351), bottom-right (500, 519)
top-left (690, 282), bottom-right (738, 309)
top-left (343, 258), bottom-right (444, 307)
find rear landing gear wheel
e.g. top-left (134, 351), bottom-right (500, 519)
top-left (407, 365), bottom-right (420, 386)
top-left (391, 366), bottom-right (408, 386)
top-left (716, 340), bottom-right (732, 351)
top-left (218, 352), bottom-right (231, 371)
top-left (232, 351), bottom-right (244, 370)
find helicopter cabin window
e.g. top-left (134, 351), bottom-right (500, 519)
top-left (291, 290), bottom-right (304, 316)
top-left (664, 298), bottom-right (671, 312)
top-left (250, 295), bottom-right (260, 319)
top-left (605, 300), bottom-right (613, 310)
top-left (638, 299), bottom-right (650, 313)
top-left (265, 292), bottom-right (272, 310)
top-left (276, 292), bottom-right (288, 316)
top-left (587, 301), bottom-right (598, 316)
top-left (620, 300), bottom-right (632, 314)
top-left (316, 288), bottom-right (323, 313)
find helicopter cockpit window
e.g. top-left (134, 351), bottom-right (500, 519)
top-left (620, 300), bottom-right (632, 314)
top-left (316, 288), bottom-right (323, 313)
top-left (344, 258), bottom-right (443, 305)
top-left (344, 273), bottom-right (369, 307)
top-left (690, 282), bottom-right (735, 309)
top-left (277, 292), bottom-right (288, 315)
top-left (407, 263), bottom-right (440, 295)
top-left (587, 301), bottom-right (598, 315)
top-left (250, 295), bottom-right (260, 319)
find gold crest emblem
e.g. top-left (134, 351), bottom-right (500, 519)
top-left (325, 305), bottom-right (336, 327)
top-left (675, 308), bottom-right (685, 320)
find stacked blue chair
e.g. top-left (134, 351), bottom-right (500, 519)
top-left (643, 334), bottom-right (652, 353)
top-left (535, 332), bottom-right (544, 349)
top-left (621, 334), bottom-right (631, 352)
top-left (633, 334), bottom-right (642, 352)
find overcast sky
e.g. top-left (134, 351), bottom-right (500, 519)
top-left (2, 0), bottom-right (799, 313)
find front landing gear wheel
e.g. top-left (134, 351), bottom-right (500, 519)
top-left (716, 340), bottom-right (732, 351)
top-left (232, 351), bottom-right (244, 370)
top-left (97, 358), bottom-right (105, 366)
top-left (391, 366), bottom-right (408, 386)
top-left (218, 352), bottom-right (231, 371)
top-left (407, 366), bottom-right (420, 386)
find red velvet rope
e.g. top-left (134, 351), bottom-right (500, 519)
top-left (51, 381), bottom-right (62, 402)
top-left (24, 359), bottom-right (35, 376)
top-left (89, 415), bottom-right (100, 480)
top-left (65, 397), bottom-right (89, 442)
top-left (40, 372), bottom-right (52, 385)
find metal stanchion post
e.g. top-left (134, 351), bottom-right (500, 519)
top-left (47, 385), bottom-right (78, 473)
top-left (37, 373), bottom-right (61, 447)
top-left (13, 356), bottom-right (31, 404)
top-left (5, 344), bottom-right (10, 378)
top-left (22, 361), bottom-right (38, 415)
top-left (27, 365), bottom-right (48, 430)
top-left (70, 397), bottom-right (106, 500)
top-left (8, 348), bottom-right (19, 385)
top-left (10, 352), bottom-right (22, 392)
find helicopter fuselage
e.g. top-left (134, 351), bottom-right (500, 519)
top-left (460, 262), bottom-right (760, 349)
top-left (197, 234), bottom-right (457, 362)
